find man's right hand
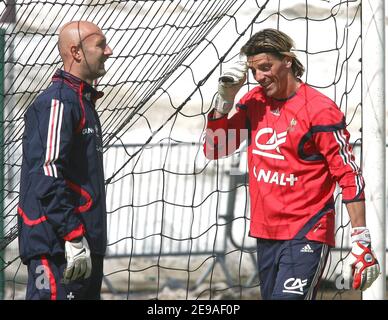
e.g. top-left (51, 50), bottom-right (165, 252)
top-left (215, 60), bottom-right (248, 115)
top-left (63, 237), bottom-right (92, 283)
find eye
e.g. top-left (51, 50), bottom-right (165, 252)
top-left (96, 38), bottom-right (107, 48)
top-left (260, 64), bottom-right (271, 72)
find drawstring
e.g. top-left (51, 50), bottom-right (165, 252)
top-left (75, 82), bottom-right (86, 134)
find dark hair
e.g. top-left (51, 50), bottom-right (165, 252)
top-left (240, 28), bottom-right (305, 78)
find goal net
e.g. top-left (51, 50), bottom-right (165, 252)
top-left (0, 0), bottom-right (365, 299)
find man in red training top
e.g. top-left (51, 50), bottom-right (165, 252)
top-left (204, 28), bottom-right (380, 299)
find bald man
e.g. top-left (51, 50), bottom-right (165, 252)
top-left (18, 21), bottom-right (113, 300)
top-left (58, 21), bottom-right (112, 83)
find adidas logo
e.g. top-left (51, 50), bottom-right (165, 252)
top-left (300, 244), bottom-right (314, 253)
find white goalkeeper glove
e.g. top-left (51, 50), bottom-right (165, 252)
top-left (64, 237), bottom-right (92, 283)
top-left (346, 227), bottom-right (380, 290)
top-left (215, 60), bottom-right (248, 115)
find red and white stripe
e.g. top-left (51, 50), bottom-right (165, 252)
top-left (333, 129), bottom-right (358, 171)
top-left (40, 256), bottom-right (57, 300)
top-left (333, 129), bottom-right (363, 195)
top-left (43, 99), bottom-right (64, 177)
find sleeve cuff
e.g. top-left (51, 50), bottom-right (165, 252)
top-left (342, 190), bottom-right (365, 204)
top-left (63, 224), bottom-right (85, 241)
top-left (207, 109), bottom-right (227, 121)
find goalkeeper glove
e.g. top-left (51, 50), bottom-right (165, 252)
top-left (63, 237), bottom-right (92, 283)
top-left (347, 227), bottom-right (380, 290)
top-left (215, 60), bottom-right (248, 115)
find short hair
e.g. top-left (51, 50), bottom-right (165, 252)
top-left (240, 28), bottom-right (305, 78)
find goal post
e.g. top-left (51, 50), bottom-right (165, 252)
top-left (361, 0), bottom-right (386, 300)
top-left (0, 27), bottom-right (5, 301)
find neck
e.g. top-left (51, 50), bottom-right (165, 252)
top-left (274, 76), bottom-right (301, 100)
top-left (63, 66), bottom-right (93, 85)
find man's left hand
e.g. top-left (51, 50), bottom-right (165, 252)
top-left (63, 237), bottom-right (92, 283)
top-left (348, 227), bottom-right (380, 290)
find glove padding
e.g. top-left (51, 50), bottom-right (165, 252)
top-left (64, 237), bottom-right (92, 283)
top-left (215, 60), bottom-right (248, 114)
top-left (346, 227), bottom-right (380, 290)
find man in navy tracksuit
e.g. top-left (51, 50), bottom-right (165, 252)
top-left (18, 21), bottom-right (113, 300)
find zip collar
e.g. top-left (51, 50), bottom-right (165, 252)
top-left (52, 69), bottom-right (104, 104)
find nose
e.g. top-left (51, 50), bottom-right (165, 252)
top-left (254, 70), bottom-right (266, 84)
top-left (105, 45), bottom-right (113, 56)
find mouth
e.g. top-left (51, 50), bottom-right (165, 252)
top-left (261, 81), bottom-right (273, 90)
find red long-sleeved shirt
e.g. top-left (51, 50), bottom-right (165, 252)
top-left (204, 83), bottom-right (364, 246)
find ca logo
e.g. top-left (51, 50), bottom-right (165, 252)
top-left (282, 278), bottom-right (308, 295)
top-left (35, 265), bottom-right (50, 290)
top-left (252, 128), bottom-right (287, 160)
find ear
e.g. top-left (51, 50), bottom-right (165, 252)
top-left (70, 45), bottom-right (82, 62)
top-left (283, 57), bottom-right (292, 68)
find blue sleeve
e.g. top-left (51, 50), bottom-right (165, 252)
top-left (25, 96), bottom-right (85, 240)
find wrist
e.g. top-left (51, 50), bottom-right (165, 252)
top-left (351, 227), bottom-right (371, 245)
top-left (212, 110), bottom-right (226, 119)
top-left (214, 94), bottom-right (234, 115)
top-left (69, 236), bottom-right (83, 243)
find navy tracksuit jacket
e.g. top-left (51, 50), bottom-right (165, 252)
top-left (18, 69), bottom-right (107, 263)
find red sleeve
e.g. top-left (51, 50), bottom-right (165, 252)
top-left (203, 103), bottom-right (248, 159)
top-left (310, 97), bottom-right (365, 203)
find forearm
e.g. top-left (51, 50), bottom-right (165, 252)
top-left (346, 201), bottom-right (366, 228)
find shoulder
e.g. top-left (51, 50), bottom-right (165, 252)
top-left (238, 86), bottom-right (266, 107)
top-left (301, 84), bottom-right (338, 111)
top-left (31, 82), bottom-right (79, 112)
top-left (26, 83), bottom-right (81, 126)
top-left (300, 84), bottom-right (344, 125)
top-left (243, 85), bottom-right (265, 101)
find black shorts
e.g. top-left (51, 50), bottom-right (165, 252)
top-left (257, 237), bottom-right (330, 300)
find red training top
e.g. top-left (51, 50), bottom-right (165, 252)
top-left (204, 83), bottom-right (364, 246)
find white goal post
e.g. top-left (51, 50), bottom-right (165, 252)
top-left (361, 0), bottom-right (386, 300)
